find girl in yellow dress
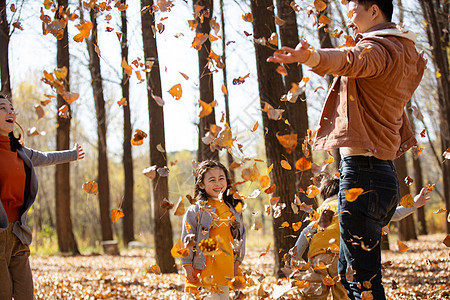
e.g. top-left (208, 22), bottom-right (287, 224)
top-left (181, 160), bottom-right (246, 299)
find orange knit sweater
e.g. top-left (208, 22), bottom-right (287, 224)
top-left (0, 135), bottom-right (26, 222)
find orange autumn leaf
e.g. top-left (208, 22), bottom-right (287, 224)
top-left (323, 275), bottom-right (335, 286)
top-left (230, 161), bottom-right (243, 170)
top-left (171, 238), bottom-right (189, 258)
top-left (228, 275), bottom-right (246, 290)
top-left (318, 14), bottom-right (331, 25)
top-left (276, 133), bottom-right (297, 154)
top-left (82, 180), bottom-right (98, 195)
top-left (131, 129), bottom-right (147, 146)
top-left (62, 92), bottom-right (79, 104)
top-left (242, 13), bottom-right (253, 22)
top-left (258, 175), bottom-right (270, 189)
top-left (73, 21), bottom-right (93, 42)
top-left (281, 221), bottom-right (289, 228)
top-left (168, 84), bottom-right (182, 100)
top-left (251, 121), bottom-right (259, 132)
top-left (281, 160), bottom-right (292, 170)
top-left (58, 104), bottom-right (69, 118)
top-left (111, 209), bottom-right (124, 224)
top-left (188, 19), bottom-right (198, 31)
top-left (276, 65), bottom-right (288, 76)
top-left (221, 84), bottom-right (228, 95)
top-left (198, 100), bottom-right (217, 118)
top-left (314, 0), bottom-right (327, 12)
top-left (400, 194), bottom-right (414, 208)
top-left (149, 264), bottom-right (161, 275)
top-left (345, 188), bottom-right (364, 202)
top-left (121, 58), bottom-right (133, 76)
top-left (306, 185), bottom-right (319, 198)
top-left (264, 184), bottom-right (276, 194)
top-left (12, 21), bottom-right (24, 30)
top-left (117, 98), bottom-right (127, 106)
top-left (10, 4), bottom-right (17, 12)
top-left (192, 33), bottom-right (208, 49)
top-left (270, 196), bottom-right (280, 206)
top-left (54, 67), bottom-right (68, 80)
top-left (292, 221), bottom-right (302, 232)
top-left (295, 157), bottom-right (311, 171)
top-left (397, 240), bottom-right (409, 253)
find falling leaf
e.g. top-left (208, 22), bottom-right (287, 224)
top-left (314, 0), bottom-right (327, 12)
top-left (318, 15), bottom-right (331, 25)
top-left (82, 180), bottom-right (98, 195)
top-left (426, 184), bottom-right (435, 191)
top-left (62, 92), bottom-right (79, 104)
top-left (361, 291), bottom-right (374, 300)
top-left (345, 188), bottom-right (364, 202)
top-left (276, 133), bottom-right (297, 154)
top-left (264, 184), bottom-right (276, 194)
top-left (436, 71), bottom-right (441, 78)
top-left (275, 16), bottom-right (286, 26)
top-left (58, 104), bottom-right (69, 118)
top-left (259, 243), bottom-right (271, 257)
top-left (148, 142), bottom-right (163, 154)
top-left (131, 129), bottom-right (147, 146)
top-left (73, 22), bottom-right (93, 42)
top-left (160, 198), bottom-right (174, 210)
top-left (117, 98), bottom-right (127, 106)
top-left (258, 175), bottom-right (270, 189)
top-left (221, 84), bottom-right (228, 95)
top-left (400, 194), bottom-right (414, 208)
top-left (192, 33), bottom-right (209, 49)
top-left (404, 176), bottom-right (414, 186)
top-left (323, 274), bottom-right (335, 286)
top-left (295, 157), bottom-right (311, 171)
top-left (173, 197), bottom-right (186, 216)
top-left (268, 32), bottom-right (278, 46)
top-left (420, 128), bottom-right (426, 138)
top-left (270, 197), bottom-right (280, 206)
top-left (397, 240), bottom-right (409, 253)
top-left (198, 99), bottom-right (217, 118)
top-left (35, 105), bottom-right (45, 119)
top-left (10, 4), bottom-right (17, 12)
top-left (142, 165), bottom-right (157, 179)
top-left (443, 148), bottom-right (450, 160)
top-left (306, 185), bottom-right (319, 198)
top-left (251, 220), bottom-right (263, 231)
top-left (346, 266), bottom-right (356, 282)
top-left (157, 166), bottom-right (170, 177)
top-left (111, 209), bottom-right (124, 224)
top-left (276, 65), bottom-right (288, 76)
top-left (149, 264), bottom-right (161, 275)
top-left (228, 275), bottom-right (246, 291)
top-left (121, 58), bottom-right (133, 76)
top-left (27, 127), bottom-right (46, 136)
top-left (171, 238), bottom-right (189, 258)
top-left (281, 221), bottom-right (289, 228)
top-left (434, 208), bottom-right (447, 214)
top-left (12, 22), bottom-right (24, 31)
top-left (281, 160), bottom-right (292, 170)
top-left (292, 221), bottom-right (302, 232)
top-left (242, 13), bottom-right (253, 22)
top-left (230, 161), bottom-right (243, 170)
top-left (251, 121), bottom-right (259, 132)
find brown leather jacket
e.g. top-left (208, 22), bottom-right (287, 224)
top-left (310, 23), bottom-right (426, 160)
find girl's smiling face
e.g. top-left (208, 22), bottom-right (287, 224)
top-left (0, 98), bottom-right (16, 136)
top-left (199, 167), bottom-right (227, 199)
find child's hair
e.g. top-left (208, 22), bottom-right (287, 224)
top-left (194, 160), bottom-right (242, 208)
top-left (319, 176), bottom-right (339, 200)
top-left (0, 93), bottom-right (23, 151)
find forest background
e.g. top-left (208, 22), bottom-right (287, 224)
top-left (0, 0), bottom-right (449, 294)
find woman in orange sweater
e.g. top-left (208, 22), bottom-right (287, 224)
top-left (0, 95), bottom-right (84, 299)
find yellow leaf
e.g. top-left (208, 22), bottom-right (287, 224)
top-left (295, 157), bottom-right (311, 171)
top-left (221, 84), bottom-right (228, 95)
top-left (171, 238), bottom-right (189, 258)
top-left (242, 13), bottom-right (253, 22)
top-left (281, 221), bottom-right (289, 228)
top-left (397, 240), bottom-right (409, 253)
top-left (149, 264), bottom-right (161, 274)
top-left (121, 58), bottom-right (133, 76)
top-left (314, 0), bottom-right (327, 12)
top-left (198, 100), bottom-right (216, 118)
top-left (436, 71), bottom-right (442, 78)
top-left (400, 194), bottom-right (414, 208)
top-left (306, 185), bottom-right (319, 199)
top-left (292, 221), bottom-right (302, 231)
top-left (281, 160), bottom-right (292, 170)
top-left (258, 175), bottom-right (270, 189)
top-left (345, 188), bottom-right (364, 202)
top-left (82, 180), bottom-right (98, 195)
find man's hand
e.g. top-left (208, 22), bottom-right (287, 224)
top-left (267, 40), bottom-right (312, 64)
top-left (183, 265), bottom-right (199, 283)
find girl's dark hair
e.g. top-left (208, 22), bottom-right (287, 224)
top-left (0, 94), bottom-right (23, 151)
top-left (319, 176), bottom-right (340, 200)
top-left (194, 160), bottom-right (242, 208)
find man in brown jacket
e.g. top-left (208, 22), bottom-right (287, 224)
top-left (268, 0), bottom-right (426, 299)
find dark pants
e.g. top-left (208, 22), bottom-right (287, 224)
top-left (338, 156), bottom-right (400, 300)
top-left (0, 223), bottom-right (34, 300)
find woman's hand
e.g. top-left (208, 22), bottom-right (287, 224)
top-left (414, 187), bottom-right (431, 208)
top-left (183, 265), bottom-right (199, 283)
top-left (73, 143), bottom-right (85, 160)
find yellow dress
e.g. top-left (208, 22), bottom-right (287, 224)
top-left (185, 198), bottom-right (235, 292)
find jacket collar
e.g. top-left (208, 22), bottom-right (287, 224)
top-left (356, 22), bottom-right (417, 44)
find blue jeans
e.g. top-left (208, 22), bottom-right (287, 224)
top-left (338, 156), bottom-right (400, 300)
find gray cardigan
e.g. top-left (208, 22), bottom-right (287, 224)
top-left (180, 200), bottom-right (246, 270)
top-left (0, 146), bottom-right (78, 245)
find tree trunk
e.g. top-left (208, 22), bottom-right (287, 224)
top-left (394, 156), bottom-right (417, 241)
top-left (419, 0), bottom-right (450, 234)
top-left (0, 0), bottom-right (11, 98)
top-left (219, 0), bottom-right (234, 178)
top-left (55, 0), bottom-right (79, 254)
top-left (120, 0), bottom-right (135, 247)
top-left (251, 0), bottom-right (302, 277)
top-left (86, 8), bottom-right (113, 241)
top-left (194, 0), bottom-right (219, 162)
top-left (141, 0), bottom-right (176, 273)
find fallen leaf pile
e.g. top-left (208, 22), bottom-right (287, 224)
top-left (30, 234), bottom-right (449, 299)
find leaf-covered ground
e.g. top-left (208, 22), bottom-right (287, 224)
top-left (31, 234), bottom-right (449, 299)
